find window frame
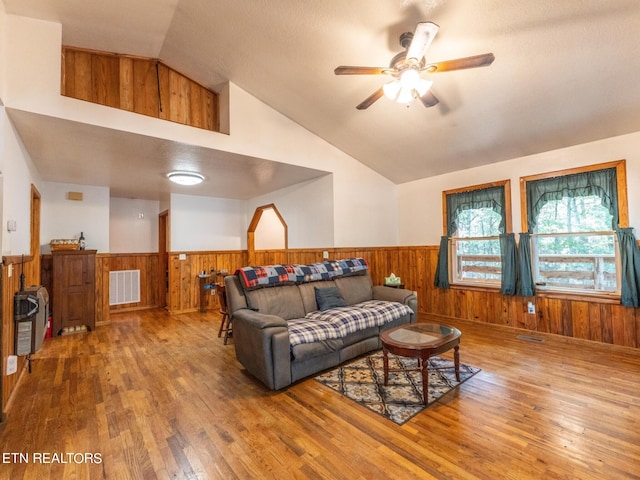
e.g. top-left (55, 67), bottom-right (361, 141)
top-left (442, 180), bottom-right (512, 289)
top-left (519, 160), bottom-right (628, 300)
top-left (531, 230), bottom-right (621, 296)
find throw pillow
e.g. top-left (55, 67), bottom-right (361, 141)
top-left (315, 286), bottom-right (347, 311)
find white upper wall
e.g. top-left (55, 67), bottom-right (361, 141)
top-left (40, 181), bottom-right (110, 253)
top-left (0, 1), bottom-right (6, 103)
top-left (110, 197), bottom-right (160, 253)
top-left (253, 207), bottom-right (286, 250)
top-left (247, 175), bottom-right (334, 249)
top-left (0, 106), bottom-right (39, 255)
top-left (170, 194), bottom-right (245, 252)
top-left (398, 131), bottom-right (640, 246)
top-left (3, 13), bottom-right (400, 250)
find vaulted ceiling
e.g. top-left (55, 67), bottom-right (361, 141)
top-left (4, 0), bottom-right (640, 199)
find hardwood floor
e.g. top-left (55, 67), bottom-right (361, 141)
top-left (1, 309), bottom-right (640, 479)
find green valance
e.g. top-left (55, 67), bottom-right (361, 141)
top-left (525, 168), bottom-right (618, 232)
top-left (446, 185), bottom-right (506, 236)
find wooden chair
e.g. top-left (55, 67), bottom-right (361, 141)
top-left (216, 284), bottom-right (232, 344)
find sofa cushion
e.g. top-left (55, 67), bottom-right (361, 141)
top-left (334, 275), bottom-right (373, 305)
top-left (299, 281), bottom-right (335, 314)
top-left (291, 339), bottom-right (343, 362)
top-left (288, 317), bottom-right (342, 346)
top-left (245, 285), bottom-right (305, 320)
top-left (288, 301), bottom-right (413, 347)
top-left (315, 286), bottom-right (347, 311)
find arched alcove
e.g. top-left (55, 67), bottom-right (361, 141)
top-left (247, 204), bottom-right (288, 265)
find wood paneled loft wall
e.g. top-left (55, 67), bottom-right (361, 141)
top-left (61, 46), bottom-right (220, 132)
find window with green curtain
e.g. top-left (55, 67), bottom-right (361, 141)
top-left (435, 182), bottom-right (516, 294)
top-left (520, 163), bottom-right (639, 302)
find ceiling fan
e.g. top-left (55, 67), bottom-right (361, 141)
top-left (334, 22), bottom-right (495, 110)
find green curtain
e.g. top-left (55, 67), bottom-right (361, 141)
top-left (446, 185), bottom-right (506, 235)
top-left (499, 233), bottom-right (517, 295)
top-left (522, 167), bottom-right (618, 297)
top-left (517, 232), bottom-right (535, 296)
top-left (526, 167), bottom-right (618, 232)
top-left (616, 228), bottom-right (640, 307)
top-left (434, 235), bottom-right (450, 288)
top-left (435, 185), bottom-right (507, 290)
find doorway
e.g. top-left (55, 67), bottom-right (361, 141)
top-left (247, 204), bottom-right (288, 265)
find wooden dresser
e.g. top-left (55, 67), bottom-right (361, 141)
top-left (51, 249), bottom-right (96, 335)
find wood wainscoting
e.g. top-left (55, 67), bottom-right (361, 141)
top-left (167, 246), bottom-right (640, 350)
top-left (4, 245), bottom-right (639, 417)
top-left (320, 246), bottom-right (640, 349)
top-left (1, 255), bottom-right (40, 414)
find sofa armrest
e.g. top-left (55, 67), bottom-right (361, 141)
top-left (233, 308), bottom-right (288, 329)
top-left (372, 286), bottom-right (418, 320)
top-left (232, 308), bottom-right (292, 389)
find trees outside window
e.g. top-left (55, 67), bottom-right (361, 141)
top-left (441, 180), bottom-right (512, 288)
top-left (451, 208), bottom-right (502, 284)
top-left (520, 161), bottom-right (627, 297)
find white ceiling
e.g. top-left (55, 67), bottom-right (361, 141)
top-left (6, 109), bottom-right (328, 200)
top-left (4, 0), bottom-right (640, 200)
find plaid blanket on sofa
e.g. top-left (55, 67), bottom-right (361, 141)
top-left (236, 258), bottom-right (369, 290)
top-left (287, 300), bottom-right (413, 347)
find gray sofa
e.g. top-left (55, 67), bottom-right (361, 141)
top-left (225, 269), bottom-right (418, 390)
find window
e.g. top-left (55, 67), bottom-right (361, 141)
top-left (441, 181), bottom-right (512, 288)
top-left (520, 160), bottom-right (628, 297)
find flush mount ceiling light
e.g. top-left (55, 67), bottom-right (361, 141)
top-left (167, 171), bottom-right (205, 186)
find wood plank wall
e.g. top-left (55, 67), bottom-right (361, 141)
top-left (1, 256), bottom-right (40, 413)
top-left (169, 247), bottom-right (640, 349)
top-left (61, 46), bottom-right (219, 132)
top-left (106, 254), bottom-right (163, 313)
top-left (4, 245), bottom-right (640, 415)
top-left (41, 253), bottom-right (163, 318)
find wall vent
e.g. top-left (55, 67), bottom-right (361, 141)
top-left (109, 270), bottom-right (141, 305)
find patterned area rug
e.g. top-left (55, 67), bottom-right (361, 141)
top-left (315, 351), bottom-right (480, 425)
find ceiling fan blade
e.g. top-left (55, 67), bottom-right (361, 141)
top-left (419, 90), bottom-right (439, 108)
top-left (334, 66), bottom-right (388, 75)
top-left (406, 22), bottom-right (440, 62)
top-left (356, 87), bottom-right (385, 110)
top-left (425, 53), bottom-right (495, 73)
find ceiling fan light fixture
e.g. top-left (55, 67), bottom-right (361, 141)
top-left (383, 78), bottom-right (427, 104)
top-left (396, 86), bottom-right (415, 104)
top-left (383, 80), bottom-right (402, 100)
top-left (399, 68), bottom-right (420, 91)
top-left (334, 21), bottom-right (494, 110)
top-left (416, 78), bottom-right (433, 97)
top-left (167, 171), bottom-right (205, 186)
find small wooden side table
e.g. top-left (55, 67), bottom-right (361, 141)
top-left (380, 323), bottom-right (461, 405)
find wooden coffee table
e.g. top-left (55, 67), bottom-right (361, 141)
top-left (380, 323), bottom-right (462, 405)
